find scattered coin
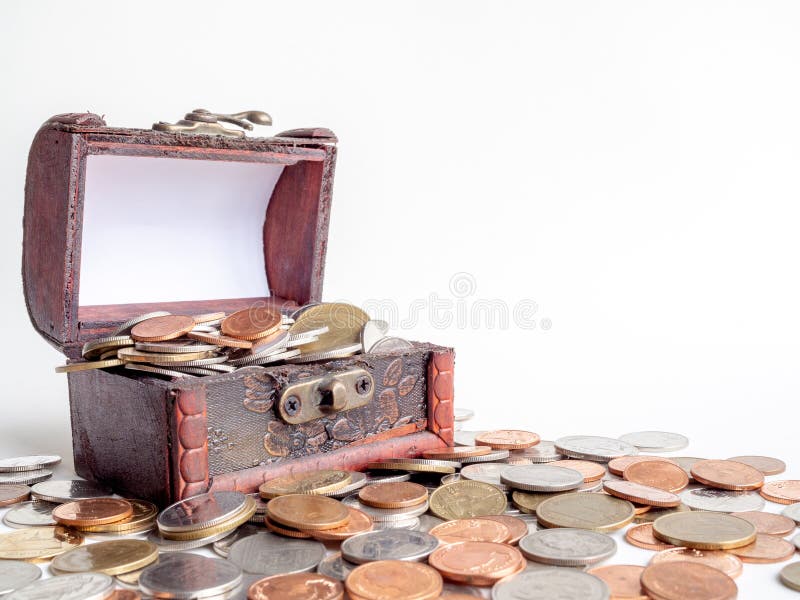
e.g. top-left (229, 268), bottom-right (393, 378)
top-left (247, 572), bottom-right (344, 600)
top-left (460, 463), bottom-right (510, 489)
top-left (0, 469), bottom-right (53, 486)
top-left (555, 436), bottom-right (638, 462)
top-left (475, 430), bottom-right (541, 450)
top-left (428, 541), bottom-right (525, 585)
top-left (422, 446), bottom-right (491, 460)
top-left (547, 460), bottom-right (606, 482)
top-left (475, 515), bottom-right (529, 545)
top-left (602, 480), bottom-right (681, 507)
top-left (491, 567), bottom-right (611, 600)
top-left (0, 485), bottom-right (30, 507)
top-left (519, 528), bottom-right (617, 566)
top-left (228, 531), bottom-right (325, 576)
top-left (267, 494), bottom-right (350, 531)
top-left (652, 512), bottom-right (756, 550)
top-left (536, 492), bottom-right (635, 532)
top-left (259, 470), bottom-right (353, 499)
top-left (640, 561), bottom-right (737, 600)
top-left (510, 490), bottom-right (558, 514)
top-left (622, 460), bottom-right (689, 492)
top-left (782, 503), bottom-right (800, 525)
top-left (680, 488), bottom-right (765, 513)
top-left (341, 529), bottom-right (440, 563)
top-left (211, 524), bottom-right (261, 558)
top-left (727, 455), bottom-right (786, 476)
top-left (429, 518), bottom-right (510, 544)
top-left (139, 552), bottom-right (243, 598)
top-left (509, 440), bottom-right (563, 463)
top-left (0, 526), bottom-right (83, 560)
top-left (0, 561), bottom-right (42, 596)
top-left (53, 498), bottom-right (133, 527)
top-left (500, 464), bottom-right (584, 493)
top-left (650, 547), bottom-right (743, 578)
top-left (760, 480), bottom-right (800, 504)
top-left (358, 482), bottom-right (428, 509)
top-left (690, 459), bottom-right (764, 491)
top-left (345, 560), bottom-right (443, 600)
top-left (607, 456), bottom-right (677, 477)
top-left (0, 455), bottom-right (61, 473)
top-left (3, 572), bottom-right (115, 600)
top-left (30, 479), bottom-right (112, 503)
top-left (729, 510), bottom-right (796, 536)
top-left (51, 539), bottom-right (158, 576)
top-left (625, 523), bottom-right (676, 551)
top-left (587, 565), bottom-right (647, 600)
top-left (2, 501), bottom-right (58, 528)
top-left (429, 481), bottom-right (507, 520)
top-left (780, 562), bottom-right (800, 592)
top-left (727, 533), bottom-right (796, 564)
top-left (316, 553), bottom-right (357, 582)
top-left (158, 491), bottom-right (248, 533)
top-left (618, 431), bottom-right (689, 452)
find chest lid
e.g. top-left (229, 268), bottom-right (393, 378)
top-left (23, 111), bottom-right (338, 357)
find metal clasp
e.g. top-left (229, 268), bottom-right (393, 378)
top-left (278, 369), bottom-right (374, 425)
top-left (153, 109), bottom-right (272, 138)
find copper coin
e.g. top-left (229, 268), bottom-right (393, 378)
top-left (0, 484), bottom-right (30, 507)
top-left (623, 460), bottom-right (689, 493)
top-left (625, 523), bottom-right (676, 551)
top-left (608, 456), bottom-right (678, 477)
top-left (428, 541), bottom-right (525, 586)
top-left (547, 460), bottom-right (606, 482)
top-left (632, 502), bottom-right (652, 515)
top-left (358, 482), bottom-right (428, 509)
top-left (587, 565), bottom-right (648, 600)
top-left (641, 561), bottom-right (738, 599)
top-left (650, 547), bottom-right (743, 579)
top-left (345, 560), bottom-right (443, 600)
top-left (728, 455), bottom-right (786, 476)
top-left (603, 480), bottom-right (681, 507)
top-left (187, 330), bottom-right (253, 349)
top-left (475, 430), bottom-right (540, 450)
top-left (248, 572), bottom-right (344, 600)
top-left (108, 592), bottom-right (141, 600)
top-left (760, 480), bottom-right (800, 504)
top-left (690, 459), bottom-right (764, 491)
top-left (728, 533), bottom-right (796, 563)
top-left (52, 498), bottom-right (133, 527)
top-left (730, 510), bottom-right (796, 536)
top-left (222, 307), bottom-right (282, 340)
top-left (130, 315), bottom-right (195, 342)
top-left (474, 515), bottom-right (528, 545)
top-left (429, 519), bottom-right (510, 545)
top-left (265, 515), bottom-right (312, 538)
top-left (422, 446), bottom-right (491, 460)
top-left (307, 507), bottom-right (373, 541)
top-left (267, 494), bottom-right (350, 531)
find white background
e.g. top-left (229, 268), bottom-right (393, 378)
top-left (1, 1), bottom-right (799, 597)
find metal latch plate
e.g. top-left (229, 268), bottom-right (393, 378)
top-left (278, 368), bottom-right (374, 425)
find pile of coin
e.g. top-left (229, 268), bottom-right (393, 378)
top-left (55, 303), bottom-right (415, 378)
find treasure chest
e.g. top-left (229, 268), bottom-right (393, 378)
top-left (22, 110), bottom-right (455, 506)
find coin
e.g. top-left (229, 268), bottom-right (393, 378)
top-left (652, 512), bottom-right (756, 550)
top-left (460, 450), bottom-right (511, 464)
top-left (0, 471), bottom-right (51, 488)
top-left (0, 484), bottom-right (30, 507)
top-left (453, 431), bottom-right (486, 447)
top-left (289, 303), bottom-right (369, 354)
top-left (368, 337), bottom-right (414, 353)
top-left (642, 561), bottom-right (738, 600)
top-left (782, 503), bottom-right (800, 525)
top-left (475, 515), bottom-right (529, 545)
top-left (228, 531), bottom-right (325, 577)
top-left (118, 347), bottom-right (213, 364)
top-left (760, 480), bottom-right (800, 504)
top-left (266, 515), bottom-right (312, 538)
top-left (187, 331), bottom-right (253, 349)
top-left (546, 460), bottom-right (606, 482)
top-left (632, 503), bottom-right (690, 524)
top-left (491, 567), bottom-right (610, 600)
top-left (607, 456), bottom-right (677, 477)
top-left (130, 315), bottom-right (195, 342)
top-left (267, 494), bottom-right (350, 530)
top-left (3, 572), bottom-right (115, 600)
top-left (460, 463), bottom-right (510, 489)
top-left (453, 408), bottom-right (475, 422)
top-left (690, 459), bottom-right (764, 491)
top-left (625, 523), bottom-right (676, 551)
top-left (728, 533), bottom-right (795, 563)
top-left (622, 460), bottom-right (689, 493)
top-left (536, 492), bottom-right (635, 532)
top-left (220, 307), bottom-right (282, 340)
top-left (670, 457), bottom-right (703, 481)
top-left (134, 339), bottom-right (219, 354)
top-left (0, 455), bottom-right (61, 473)
top-left (316, 553), bottom-right (356, 582)
top-left (113, 311), bottom-right (172, 336)
top-left (358, 482), bottom-right (427, 509)
top-left (244, 329), bottom-right (290, 356)
top-left (0, 561), bottom-right (41, 595)
top-left (319, 472), bottom-right (368, 498)
top-left (211, 524), bottom-right (261, 558)
top-left (509, 440), bottom-right (563, 463)
top-left (259, 470), bottom-right (353, 499)
top-left (55, 358), bottom-right (125, 373)
top-left (53, 498), bottom-right (133, 527)
top-left (247, 572), bottom-right (344, 600)
top-left (519, 528), bottom-right (617, 567)
top-left (361, 319), bottom-right (389, 353)
top-left (107, 590), bottom-right (141, 600)
top-left (780, 562), bottom-right (800, 592)
top-left (475, 430), bottom-right (540, 450)
top-left (307, 507), bottom-right (373, 541)
top-left (0, 526), bottom-right (83, 560)
top-left (2, 501), bottom-right (58, 528)
top-left (51, 539), bottom-right (158, 576)
top-left (341, 495), bottom-right (430, 522)
top-left (500, 464), bottom-right (584, 492)
top-left (288, 344), bottom-right (361, 363)
top-left (511, 490), bottom-right (559, 514)
top-left (429, 518), bottom-right (510, 544)
top-left (160, 496), bottom-right (257, 541)
top-left (649, 547), bottom-right (743, 578)
top-left (618, 431), bottom-right (689, 452)
top-left (555, 436), bottom-right (638, 462)
top-left (368, 460), bottom-right (456, 475)
top-left (680, 488), bottom-right (765, 513)
top-left (345, 560), bottom-right (443, 600)
top-left (428, 541), bottom-right (525, 586)
top-left (147, 528), bottom-right (234, 552)
top-left (341, 529), bottom-right (440, 563)
top-left (422, 446), bottom-right (491, 460)
top-left (727, 455), bottom-right (786, 476)
top-left (429, 481), bottom-right (507, 520)
top-left (373, 517), bottom-right (421, 530)
top-left (587, 565), bottom-right (647, 600)
top-left (158, 491), bottom-right (248, 533)
top-left (602, 480), bottom-right (681, 507)
top-left (729, 510), bottom-right (795, 536)
top-left (77, 499), bottom-right (158, 533)
top-left (139, 552), bottom-right (243, 598)
top-left (123, 363), bottom-right (192, 378)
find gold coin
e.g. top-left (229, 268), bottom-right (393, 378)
top-left (652, 512), bottom-right (757, 550)
top-left (55, 359), bottom-right (124, 373)
top-left (117, 348), bottom-right (213, 364)
top-left (77, 499), bottom-right (158, 533)
top-left (51, 539), bottom-right (158, 576)
top-left (511, 490), bottom-right (563, 514)
top-left (160, 496), bottom-right (257, 541)
top-left (0, 526), bottom-right (83, 560)
top-left (259, 470), bottom-right (353, 499)
top-left (429, 481), bottom-right (507, 520)
top-left (367, 461), bottom-right (455, 475)
top-left (82, 336), bottom-right (134, 359)
top-left (536, 492), bottom-right (635, 532)
top-left (289, 303), bottom-right (369, 354)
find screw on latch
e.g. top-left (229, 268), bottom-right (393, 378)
top-left (284, 395), bottom-right (301, 416)
top-left (355, 376), bottom-right (372, 395)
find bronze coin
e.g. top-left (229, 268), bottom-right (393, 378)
top-left (307, 507), bottom-right (373, 541)
top-left (428, 541), bottom-right (525, 586)
top-left (623, 460), bottom-right (689, 493)
top-left (608, 456), bottom-right (678, 477)
top-left (265, 515), bottom-right (312, 538)
top-left (730, 510), bottom-right (796, 536)
top-left (650, 547), bottom-right (743, 579)
top-left (248, 572), bottom-right (343, 600)
top-left (221, 307), bottom-right (282, 340)
top-left (760, 480), bottom-right (800, 504)
top-left (475, 430), bottom-right (540, 450)
top-left (429, 519), bottom-right (510, 545)
top-left (727, 533), bottom-right (796, 564)
top-left (346, 560), bottom-right (442, 600)
top-left (625, 523), bottom-right (676, 551)
top-left (547, 460), bottom-right (606, 482)
top-left (727, 455), bottom-right (786, 476)
top-left (474, 515), bottom-right (529, 545)
top-left (422, 446), bottom-right (492, 460)
top-left (130, 315), bottom-right (195, 342)
top-left (0, 484), bottom-right (30, 507)
top-left (53, 498), bottom-right (133, 527)
top-left (641, 561), bottom-right (738, 600)
top-left (603, 480), bottom-right (681, 508)
top-left (587, 565), bottom-right (648, 600)
top-left (690, 459), bottom-right (764, 491)
top-left (267, 494), bottom-right (350, 531)
top-left (359, 482), bottom-right (428, 509)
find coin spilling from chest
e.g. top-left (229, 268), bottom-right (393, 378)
top-left (130, 315), bottom-right (196, 342)
top-left (259, 470), bottom-right (353, 499)
top-left (345, 560), bottom-right (443, 600)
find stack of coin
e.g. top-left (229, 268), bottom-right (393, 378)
top-left (52, 498), bottom-right (158, 536)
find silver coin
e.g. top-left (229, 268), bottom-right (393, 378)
top-left (124, 363), bottom-right (193, 378)
top-left (460, 450), bottom-right (511, 465)
top-left (286, 334), bottom-right (319, 348)
top-left (518, 514), bottom-right (539, 533)
top-left (501, 465), bottom-right (585, 493)
top-left (415, 514), bottom-right (446, 533)
top-left (113, 311), bottom-right (172, 336)
top-left (4, 572), bottom-right (114, 600)
top-left (361, 320), bottom-right (390, 353)
top-left (158, 491), bottom-right (247, 533)
top-left (134, 341), bottom-right (219, 354)
top-left (669, 457), bottom-right (703, 481)
top-left (340, 529), bottom-right (439, 564)
top-left (247, 331), bottom-right (290, 357)
top-left (577, 480), bottom-right (604, 493)
top-left (0, 561), bottom-right (42, 595)
top-left (289, 345), bottom-right (360, 363)
top-left (172, 367), bottom-right (229, 377)
top-left (320, 472), bottom-right (368, 498)
top-left (212, 524), bottom-right (262, 558)
top-left (368, 337), bottom-right (414, 354)
top-left (379, 457), bottom-right (461, 469)
top-left (341, 495), bottom-right (430, 522)
top-left (511, 441), bottom-right (564, 464)
top-left (317, 553), bottom-right (357, 582)
top-left (453, 408), bottom-right (475, 422)
top-left (680, 488), bottom-right (765, 512)
top-left (0, 470), bottom-right (52, 486)
top-left (228, 532), bottom-right (325, 576)
top-left (191, 325), bottom-right (219, 333)
top-left (290, 303), bottom-right (322, 320)
top-left (238, 348), bottom-right (302, 366)
top-left (519, 529), bottom-right (616, 566)
top-left (29, 479), bottom-right (110, 503)
top-left (2, 501), bottom-right (58, 528)
top-left (618, 431), bottom-right (689, 452)
top-left (794, 533), bottom-right (800, 552)
top-left (554, 436), bottom-right (638, 462)
top-left (364, 471), bottom-right (411, 484)
top-left (166, 354), bottom-right (230, 367)
top-left (460, 463), bottom-right (512, 491)
top-left (287, 325), bottom-right (329, 340)
top-left (491, 567), bottom-right (610, 600)
top-left (453, 431), bottom-right (486, 447)
top-left (0, 455), bottom-right (61, 473)
top-left (373, 517), bottom-right (421, 530)
top-left (147, 528), bottom-right (233, 552)
top-left (781, 503), bottom-right (800, 525)
top-left (139, 552), bottom-right (242, 599)
top-left (441, 582), bottom-right (484, 597)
